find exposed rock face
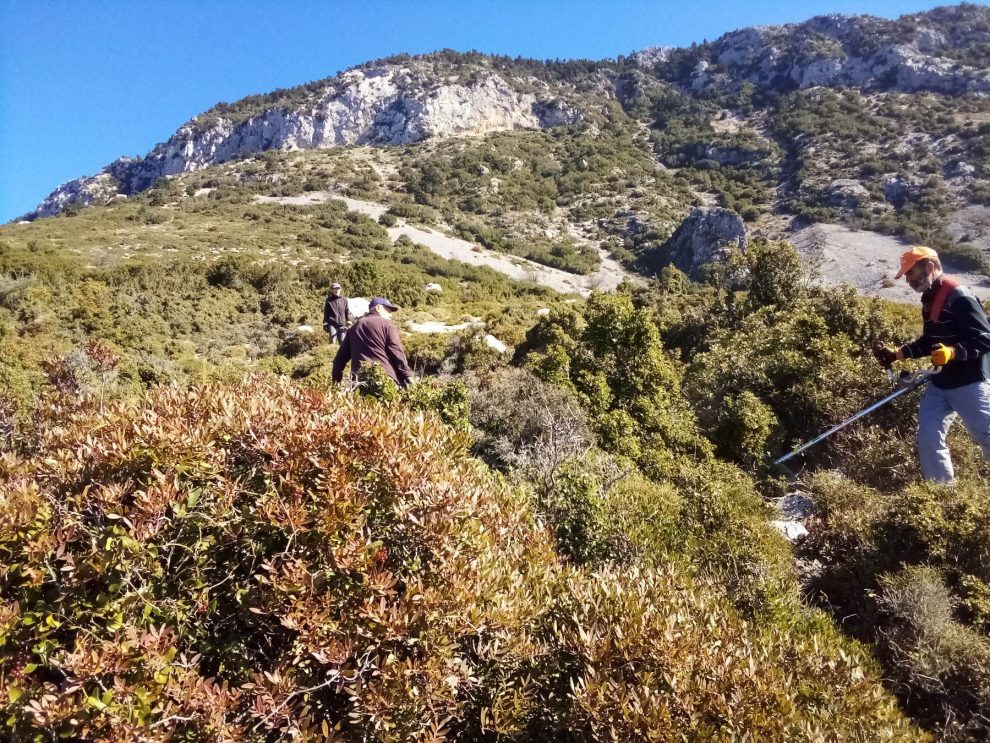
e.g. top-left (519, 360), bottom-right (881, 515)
top-left (34, 172), bottom-right (120, 217)
top-left (661, 207), bottom-right (747, 280)
top-left (629, 46), bottom-right (673, 66)
top-left (687, 142), bottom-right (766, 167)
top-left (29, 67), bottom-right (580, 219)
top-left (689, 8), bottom-right (990, 96)
top-left (882, 173), bottom-right (923, 207)
top-left (828, 179), bottom-right (871, 208)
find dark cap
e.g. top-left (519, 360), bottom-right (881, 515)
top-left (331, 282), bottom-right (341, 289)
top-left (369, 297), bottom-right (399, 312)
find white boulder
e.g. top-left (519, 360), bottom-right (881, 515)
top-left (484, 334), bottom-right (508, 354)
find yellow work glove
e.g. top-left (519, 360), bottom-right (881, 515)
top-left (931, 343), bottom-right (956, 366)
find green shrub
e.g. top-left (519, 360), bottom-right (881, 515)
top-left (518, 292), bottom-right (710, 466)
top-left (466, 366), bottom-right (591, 470)
top-left (276, 329), bottom-right (322, 358)
top-left (355, 361), bottom-right (400, 401)
top-left (534, 460), bottom-right (626, 564)
top-left (714, 390), bottom-right (778, 467)
top-left (386, 202), bottom-right (439, 224)
top-left (402, 377), bottom-right (470, 431)
top-left (746, 239), bottom-right (803, 311)
top-left (801, 471), bottom-right (990, 737)
top-left (877, 566), bottom-right (990, 741)
top-left (940, 242), bottom-right (990, 277)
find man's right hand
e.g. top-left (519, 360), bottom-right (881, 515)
top-left (873, 341), bottom-right (898, 369)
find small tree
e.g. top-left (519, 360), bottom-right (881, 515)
top-left (746, 239), bottom-right (804, 311)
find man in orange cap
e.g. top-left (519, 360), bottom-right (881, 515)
top-left (874, 246), bottom-right (990, 482)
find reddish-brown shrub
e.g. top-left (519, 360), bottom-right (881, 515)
top-left (0, 378), bottom-right (922, 741)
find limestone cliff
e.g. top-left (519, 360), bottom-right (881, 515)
top-left (29, 66), bottom-right (581, 219)
top-left (676, 5), bottom-right (990, 95)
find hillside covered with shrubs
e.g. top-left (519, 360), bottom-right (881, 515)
top-left (25, 5), bottom-right (990, 278)
top-left (5, 4), bottom-right (990, 740)
top-left (4, 197), bottom-right (990, 737)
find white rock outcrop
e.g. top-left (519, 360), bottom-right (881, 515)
top-left (697, 10), bottom-right (990, 96)
top-left (29, 66), bottom-right (580, 219)
top-left (484, 335), bottom-right (508, 354)
top-left (32, 172), bottom-right (119, 217)
top-left (828, 179), bottom-right (870, 208)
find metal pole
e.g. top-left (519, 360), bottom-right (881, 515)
top-left (772, 370), bottom-right (937, 470)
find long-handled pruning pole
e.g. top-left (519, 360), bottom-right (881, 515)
top-left (772, 368), bottom-right (940, 478)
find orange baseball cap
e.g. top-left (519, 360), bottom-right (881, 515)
top-left (894, 246), bottom-right (938, 279)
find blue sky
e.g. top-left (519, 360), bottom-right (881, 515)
top-left (0, 0), bottom-right (980, 222)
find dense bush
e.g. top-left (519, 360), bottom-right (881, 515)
top-left (800, 472), bottom-right (990, 739)
top-left (507, 297), bottom-right (806, 620)
top-left (635, 242), bottom-right (918, 475)
top-left (7, 69), bottom-right (990, 738)
top-left (0, 378), bottom-right (923, 740)
top-left (517, 292), bottom-right (710, 470)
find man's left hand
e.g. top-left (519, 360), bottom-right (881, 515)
top-left (873, 341), bottom-right (898, 369)
top-left (931, 343), bottom-right (956, 366)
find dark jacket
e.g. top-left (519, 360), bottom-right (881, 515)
top-left (901, 276), bottom-right (990, 389)
top-left (332, 313), bottom-right (414, 387)
top-left (323, 295), bottom-right (353, 328)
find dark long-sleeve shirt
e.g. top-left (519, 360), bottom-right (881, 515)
top-left (323, 295), bottom-right (353, 327)
top-left (331, 313), bottom-right (414, 387)
top-left (900, 277), bottom-right (990, 389)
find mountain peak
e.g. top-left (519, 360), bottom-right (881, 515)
top-left (22, 3), bottom-right (990, 222)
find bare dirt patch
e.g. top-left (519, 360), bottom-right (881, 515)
top-left (792, 223), bottom-right (990, 302)
top-left (252, 192), bottom-right (638, 296)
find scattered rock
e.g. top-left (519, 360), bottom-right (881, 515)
top-left (424, 283), bottom-right (443, 293)
top-left (484, 335), bottom-right (508, 354)
top-left (828, 179), bottom-right (870, 208)
top-left (771, 519), bottom-right (809, 541)
top-left (770, 492), bottom-right (814, 542)
top-left (778, 492), bottom-right (814, 521)
top-left (946, 160), bottom-right (976, 179)
top-left (882, 173), bottom-right (922, 207)
top-left (408, 320), bottom-right (475, 334)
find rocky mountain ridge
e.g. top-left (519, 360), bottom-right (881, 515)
top-left (24, 3), bottom-right (990, 222)
top-left (669, 4), bottom-right (990, 94)
top-left (28, 67), bottom-right (582, 220)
